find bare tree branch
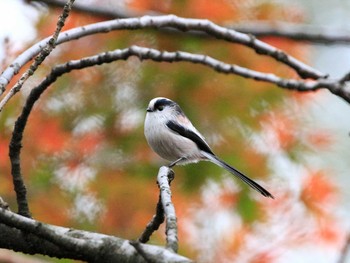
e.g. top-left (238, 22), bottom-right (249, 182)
top-left (0, 15), bottom-right (326, 109)
top-left (6, 0), bottom-right (75, 218)
top-left (138, 167), bottom-right (178, 245)
top-left (57, 45), bottom-right (350, 103)
top-left (157, 167), bottom-right (178, 253)
top-left (0, 0), bottom-right (75, 112)
top-left (0, 208), bottom-right (192, 262)
top-left (30, 0), bottom-right (350, 45)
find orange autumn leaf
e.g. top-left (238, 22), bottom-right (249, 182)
top-left (25, 114), bottom-right (69, 154)
top-left (218, 191), bottom-right (238, 208)
top-left (76, 132), bottom-right (104, 155)
top-left (187, 0), bottom-right (237, 21)
top-left (301, 171), bottom-right (336, 215)
top-left (128, 0), bottom-right (171, 13)
top-left (226, 227), bottom-right (248, 255)
top-left (0, 139), bottom-right (9, 167)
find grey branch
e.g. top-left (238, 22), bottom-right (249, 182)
top-left (9, 45), bottom-right (350, 114)
top-left (59, 46), bottom-right (350, 103)
top-left (31, 0), bottom-right (350, 45)
top-left (157, 167), bottom-right (178, 253)
top-left (0, 15), bottom-right (326, 110)
top-left (0, 208), bottom-right (192, 262)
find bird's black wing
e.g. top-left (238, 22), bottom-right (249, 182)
top-left (167, 121), bottom-right (274, 198)
top-left (166, 120), bottom-right (214, 155)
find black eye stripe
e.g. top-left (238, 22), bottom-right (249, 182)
top-left (154, 99), bottom-right (174, 110)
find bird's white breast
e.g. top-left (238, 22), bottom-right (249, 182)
top-left (144, 112), bottom-right (202, 163)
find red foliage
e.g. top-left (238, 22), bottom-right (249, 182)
top-left (186, 0), bottom-right (237, 21)
top-left (75, 132), bottom-right (104, 155)
top-left (301, 170), bottom-right (337, 215)
top-left (128, 0), bottom-right (170, 13)
top-left (129, 0), bottom-right (237, 22)
top-left (0, 138), bottom-right (9, 167)
top-left (25, 112), bottom-right (69, 154)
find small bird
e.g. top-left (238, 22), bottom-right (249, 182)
top-left (144, 97), bottom-right (274, 198)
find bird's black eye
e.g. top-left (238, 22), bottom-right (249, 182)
top-left (157, 105), bottom-right (164, 111)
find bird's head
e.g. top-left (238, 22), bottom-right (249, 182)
top-left (146, 97), bottom-right (183, 116)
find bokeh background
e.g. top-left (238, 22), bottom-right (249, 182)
top-left (1, 0), bottom-right (350, 262)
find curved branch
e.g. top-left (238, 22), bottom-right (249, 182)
top-left (7, 0), bottom-right (75, 218)
top-left (56, 45), bottom-right (350, 103)
top-left (0, 208), bottom-right (192, 262)
top-left (8, 60), bottom-right (72, 216)
top-left (32, 0), bottom-right (350, 45)
top-left (0, 15), bottom-right (326, 108)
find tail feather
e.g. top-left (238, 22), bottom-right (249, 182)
top-left (202, 151), bottom-right (274, 199)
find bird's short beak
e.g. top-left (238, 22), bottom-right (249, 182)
top-left (146, 107), bottom-right (152, 112)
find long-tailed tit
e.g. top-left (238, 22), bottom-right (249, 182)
top-left (144, 97), bottom-right (273, 198)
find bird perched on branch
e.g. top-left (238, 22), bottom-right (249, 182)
top-left (144, 97), bottom-right (274, 198)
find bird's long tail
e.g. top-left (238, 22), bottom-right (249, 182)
top-left (201, 151), bottom-right (274, 198)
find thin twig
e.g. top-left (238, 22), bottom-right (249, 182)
top-left (0, 0), bottom-right (75, 110)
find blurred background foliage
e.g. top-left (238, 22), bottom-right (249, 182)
top-left (0, 0), bottom-right (346, 262)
